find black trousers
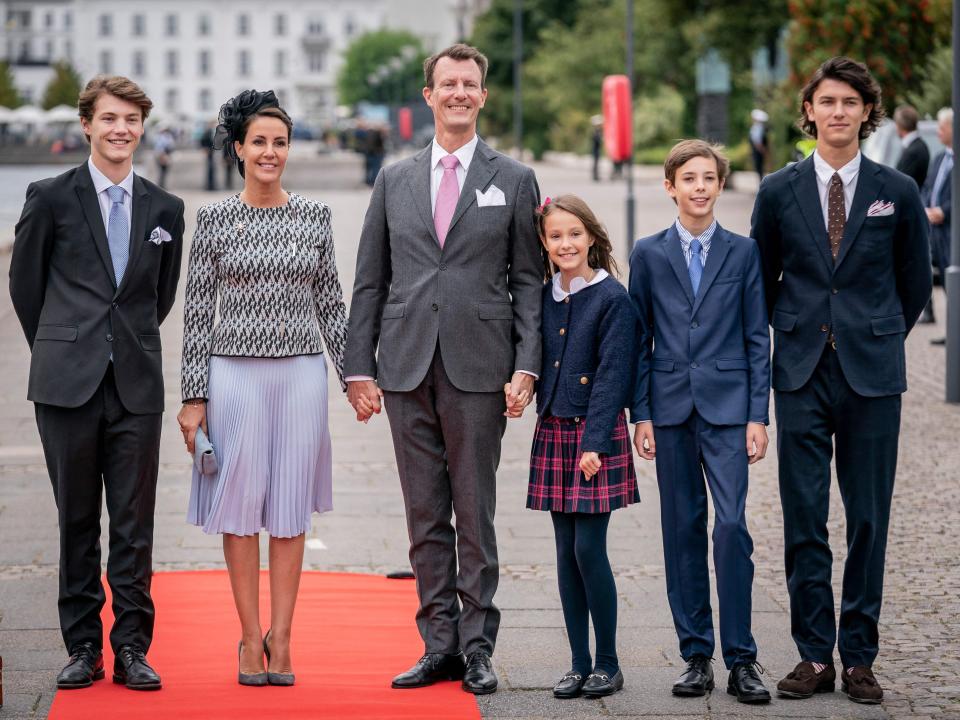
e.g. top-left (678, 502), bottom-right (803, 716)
top-left (383, 348), bottom-right (506, 657)
top-left (775, 345), bottom-right (900, 669)
top-left (34, 365), bottom-right (162, 654)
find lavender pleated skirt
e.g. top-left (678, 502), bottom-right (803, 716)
top-left (187, 354), bottom-right (332, 538)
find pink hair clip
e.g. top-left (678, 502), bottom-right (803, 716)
top-left (536, 196), bottom-right (552, 213)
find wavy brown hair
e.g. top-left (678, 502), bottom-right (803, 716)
top-left (536, 194), bottom-right (620, 281)
top-left (77, 75), bottom-right (153, 143)
top-left (798, 56), bottom-right (884, 140)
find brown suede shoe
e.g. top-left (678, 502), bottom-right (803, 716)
top-left (842, 666), bottom-right (883, 704)
top-left (776, 661), bottom-right (836, 699)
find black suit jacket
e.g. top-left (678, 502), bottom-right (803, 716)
top-left (750, 154), bottom-right (931, 397)
top-left (9, 162), bottom-right (184, 413)
top-left (896, 136), bottom-right (930, 190)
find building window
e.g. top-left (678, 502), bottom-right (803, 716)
top-left (307, 19), bottom-right (324, 35)
top-left (308, 51), bottom-right (325, 73)
top-left (45, 11), bottom-right (54, 29)
top-left (99, 49), bottom-right (112, 74)
top-left (64, 11), bottom-right (72, 29)
top-left (165, 14), bottom-right (178, 37)
top-left (238, 50), bottom-right (250, 77)
top-left (99, 13), bottom-right (112, 37)
top-left (198, 50), bottom-right (211, 76)
top-left (199, 88), bottom-right (212, 112)
top-left (198, 14), bottom-right (211, 36)
top-left (45, 39), bottom-right (53, 60)
top-left (237, 14), bottom-right (249, 36)
top-left (274, 13), bottom-right (286, 36)
top-left (132, 50), bottom-right (145, 76)
top-left (165, 88), bottom-right (178, 113)
top-left (277, 89), bottom-right (288, 108)
top-left (65, 39), bottom-right (73, 61)
top-left (132, 14), bottom-right (145, 36)
top-left (275, 49), bottom-right (286, 77)
top-left (166, 50), bottom-right (179, 77)
top-left (345, 16), bottom-right (355, 37)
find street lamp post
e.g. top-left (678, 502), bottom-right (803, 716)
top-left (513, 0), bottom-right (523, 160)
top-left (947, 0), bottom-right (960, 402)
top-left (625, 0), bottom-right (635, 254)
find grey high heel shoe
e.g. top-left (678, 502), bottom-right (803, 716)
top-left (238, 641), bottom-right (268, 686)
top-left (263, 629), bottom-right (295, 686)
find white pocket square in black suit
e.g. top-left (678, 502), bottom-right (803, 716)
top-left (147, 226), bottom-right (173, 244)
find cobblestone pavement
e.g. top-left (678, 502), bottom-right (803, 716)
top-left (0, 151), bottom-right (958, 719)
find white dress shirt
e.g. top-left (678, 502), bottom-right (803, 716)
top-left (87, 157), bottom-right (133, 239)
top-left (812, 150), bottom-right (860, 231)
top-left (430, 134), bottom-right (478, 213)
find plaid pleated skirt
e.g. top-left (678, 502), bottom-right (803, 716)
top-left (527, 412), bottom-right (640, 514)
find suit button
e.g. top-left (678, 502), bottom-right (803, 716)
top-left (832, 288), bottom-right (838, 294)
top-left (559, 328), bottom-right (565, 336)
top-left (690, 361), bottom-right (698, 369)
top-left (574, 417), bottom-right (580, 423)
top-left (106, 334), bottom-right (113, 342)
top-left (691, 320), bottom-right (699, 329)
top-left (432, 303), bottom-right (439, 311)
top-left (563, 297), bottom-right (570, 304)
top-left (820, 324), bottom-right (828, 332)
top-left (553, 360), bottom-right (560, 368)
top-left (580, 376), bottom-right (589, 385)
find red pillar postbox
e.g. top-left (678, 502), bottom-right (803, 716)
top-left (602, 75), bottom-right (632, 162)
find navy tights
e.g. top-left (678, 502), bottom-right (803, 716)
top-left (551, 511), bottom-right (619, 675)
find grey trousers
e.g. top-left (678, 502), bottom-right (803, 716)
top-left (384, 348), bottom-right (507, 657)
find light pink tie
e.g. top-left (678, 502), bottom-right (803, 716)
top-left (434, 154), bottom-right (460, 247)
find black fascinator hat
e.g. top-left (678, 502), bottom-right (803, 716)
top-left (213, 89), bottom-right (289, 178)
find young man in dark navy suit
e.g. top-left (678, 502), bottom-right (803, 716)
top-left (750, 57), bottom-right (931, 704)
top-left (631, 140), bottom-right (771, 704)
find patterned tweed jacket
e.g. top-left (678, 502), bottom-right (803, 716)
top-left (180, 193), bottom-right (348, 400)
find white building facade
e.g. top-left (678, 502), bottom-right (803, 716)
top-left (1, 0), bottom-right (490, 126)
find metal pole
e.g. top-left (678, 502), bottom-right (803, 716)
top-left (625, 0), bottom-right (635, 258)
top-left (513, 0), bottom-right (523, 160)
top-left (947, 0), bottom-right (960, 402)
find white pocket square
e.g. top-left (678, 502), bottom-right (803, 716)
top-left (476, 185), bottom-right (506, 207)
top-left (147, 226), bottom-right (173, 244)
top-left (867, 200), bottom-right (895, 217)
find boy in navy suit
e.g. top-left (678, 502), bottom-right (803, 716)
top-left (630, 140), bottom-right (771, 703)
top-left (751, 57), bottom-right (930, 704)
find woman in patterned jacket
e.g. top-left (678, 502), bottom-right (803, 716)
top-left (177, 90), bottom-right (347, 686)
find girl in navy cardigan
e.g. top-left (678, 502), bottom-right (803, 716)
top-left (523, 194), bottom-right (639, 699)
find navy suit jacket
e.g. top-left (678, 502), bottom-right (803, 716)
top-left (629, 223), bottom-right (770, 427)
top-left (921, 150), bottom-right (952, 256)
top-left (751, 154), bottom-right (931, 397)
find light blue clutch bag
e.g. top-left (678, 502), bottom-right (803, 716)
top-left (194, 426), bottom-right (218, 476)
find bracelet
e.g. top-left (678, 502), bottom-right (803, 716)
top-left (183, 399), bottom-right (206, 406)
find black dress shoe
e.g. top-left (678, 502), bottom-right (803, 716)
top-left (462, 651), bottom-right (497, 695)
top-left (672, 655), bottom-right (714, 696)
top-left (113, 645), bottom-right (162, 690)
top-left (582, 668), bottom-right (624, 697)
top-left (552, 671), bottom-right (586, 699)
top-left (57, 642), bottom-right (104, 689)
top-left (391, 653), bottom-right (465, 689)
top-left (727, 662), bottom-right (771, 704)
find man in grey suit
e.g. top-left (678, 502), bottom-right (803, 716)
top-left (343, 43), bottom-right (542, 695)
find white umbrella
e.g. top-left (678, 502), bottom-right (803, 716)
top-left (11, 105), bottom-right (46, 124)
top-left (46, 104), bottom-right (78, 123)
top-left (0, 106), bottom-right (14, 123)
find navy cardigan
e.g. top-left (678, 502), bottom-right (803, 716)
top-left (536, 275), bottom-right (638, 454)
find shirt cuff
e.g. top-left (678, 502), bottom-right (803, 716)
top-left (515, 370), bottom-right (539, 379)
top-left (345, 375), bottom-right (375, 383)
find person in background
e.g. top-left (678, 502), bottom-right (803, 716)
top-left (749, 109), bottom-right (770, 180)
top-left (152, 126), bottom-right (175, 190)
top-left (921, 107), bottom-right (953, 344)
top-left (200, 120), bottom-right (217, 192)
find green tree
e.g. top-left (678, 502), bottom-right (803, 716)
top-left (908, 43), bottom-right (952, 117)
top-left (0, 61), bottom-right (22, 108)
top-left (41, 60), bottom-right (82, 110)
top-left (337, 30), bottom-right (426, 106)
top-left (786, 0), bottom-right (936, 106)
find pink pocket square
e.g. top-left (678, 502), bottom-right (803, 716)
top-left (867, 200), bottom-right (895, 217)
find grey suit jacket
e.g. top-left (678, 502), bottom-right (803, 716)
top-left (344, 138), bottom-right (542, 393)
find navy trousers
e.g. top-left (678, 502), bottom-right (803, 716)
top-left (654, 411), bottom-right (758, 669)
top-left (775, 346), bottom-right (900, 669)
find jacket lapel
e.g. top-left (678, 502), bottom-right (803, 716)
top-left (690, 225), bottom-right (732, 317)
top-left (835, 157), bottom-right (884, 270)
top-left (661, 225), bottom-right (695, 307)
top-left (406, 144), bottom-right (440, 247)
top-left (444, 139), bottom-right (497, 244)
top-left (75, 162), bottom-right (117, 286)
top-left (788, 156), bottom-right (834, 273)
top-left (116, 175), bottom-right (151, 298)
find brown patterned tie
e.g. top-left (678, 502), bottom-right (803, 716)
top-left (827, 172), bottom-right (845, 260)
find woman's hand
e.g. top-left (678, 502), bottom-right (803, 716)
top-left (579, 451), bottom-right (601, 480)
top-left (177, 402), bottom-right (207, 454)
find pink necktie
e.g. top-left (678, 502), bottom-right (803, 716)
top-left (434, 154), bottom-right (460, 247)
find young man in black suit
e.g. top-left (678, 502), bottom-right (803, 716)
top-left (9, 76), bottom-right (184, 690)
top-left (894, 104), bottom-right (930, 190)
top-left (750, 57), bottom-right (930, 705)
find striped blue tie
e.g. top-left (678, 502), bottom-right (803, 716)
top-left (107, 185), bottom-right (128, 286)
top-left (689, 238), bottom-right (703, 296)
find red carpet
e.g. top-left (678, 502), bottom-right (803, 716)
top-left (48, 570), bottom-right (481, 720)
